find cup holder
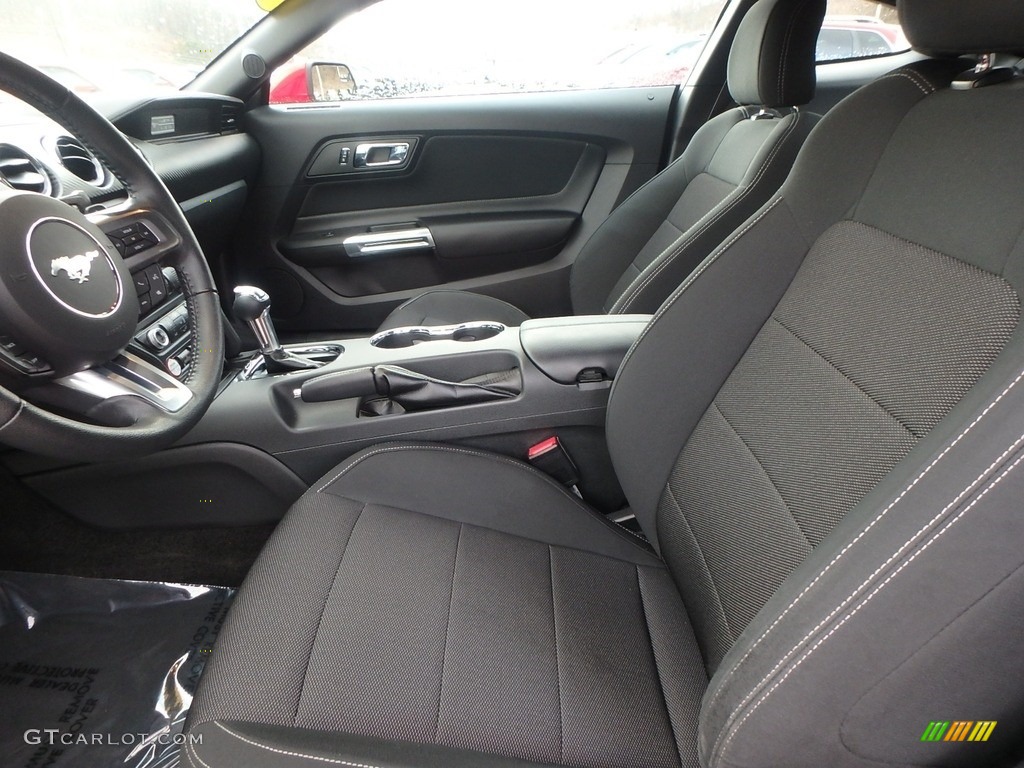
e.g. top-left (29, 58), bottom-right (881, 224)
top-left (370, 321), bottom-right (506, 350)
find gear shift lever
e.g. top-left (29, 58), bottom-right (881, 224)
top-left (233, 286), bottom-right (322, 373)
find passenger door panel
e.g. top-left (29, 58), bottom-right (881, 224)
top-left (235, 88), bottom-right (675, 332)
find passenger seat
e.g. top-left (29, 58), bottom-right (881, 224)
top-left (378, 0), bottom-right (826, 330)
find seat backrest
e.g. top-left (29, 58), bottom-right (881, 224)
top-left (569, 0), bottom-right (825, 316)
top-left (608, 0), bottom-right (1024, 765)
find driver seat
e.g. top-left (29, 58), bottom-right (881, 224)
top-left (185, 2), bottom-right (1024, 767)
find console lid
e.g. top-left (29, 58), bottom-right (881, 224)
top-left (520, 314), bottom-right (651, 385)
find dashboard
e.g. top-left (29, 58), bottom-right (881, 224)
top-left (0, 91), bottom-right (260, 382)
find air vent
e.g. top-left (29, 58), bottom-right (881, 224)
top-left (54, 136), bottom-right (104, 185)
top-left (0, 144), bottom-right (51, 195)
top-left (220, 104), bottom-right (240, 134)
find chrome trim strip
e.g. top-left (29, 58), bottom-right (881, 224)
top-left (55, 351), bottom-right (193, 412)
top-left (343, 227), bottom-right (435, 258)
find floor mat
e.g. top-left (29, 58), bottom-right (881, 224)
top-left (0, 571), bottom-right (234, 768)
top-left (0, 465), bottom-right (274, 588)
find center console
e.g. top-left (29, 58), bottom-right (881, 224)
top-left (180, 312), bottom-right (651, 486)
top-left (15, 287), bottom-right (651, 530)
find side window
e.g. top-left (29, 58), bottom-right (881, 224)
top-left (816, 0), bottom-right (910, 63)
top-left (269, 0), bottom-right (728, 104)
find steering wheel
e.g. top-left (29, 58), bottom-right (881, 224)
top-left (0, 53), bottom-right (223, 460)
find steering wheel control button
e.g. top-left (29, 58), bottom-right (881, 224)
top-left (147, 325), bottom-right (171, 350)
top-left (168, 308), bottom-right (188, 335)
top-left (112, 223), bottom-right (139, 239)
top-left (166, 357), bottom-right (183, 378)
top-left (138, 293), bottom-right (153, 315)
top-left (105, 222), bottom-right (161, 258)
top-left (133, 271), bottom-right (150, 294)
top-left (146, 265), bottom-right (167, 304)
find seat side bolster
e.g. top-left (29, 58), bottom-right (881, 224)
top-left (569, 109), bottom-right (747, 316)
top-left (607, 60), bottom-right (962, 553)
top-left (700, 349), bottom-right (1024, 768)
top-left (610, 109), bottom-right (816, 315)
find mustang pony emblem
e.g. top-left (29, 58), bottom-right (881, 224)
top-left (50, 251), bottom-right (99, 284)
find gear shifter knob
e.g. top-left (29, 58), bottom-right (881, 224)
top-left (233, 285), bottom-right (322, 373)
top-left (233, 285), bottom-right (280, 355)
top-left (233, 285), bottom-right (271, 323)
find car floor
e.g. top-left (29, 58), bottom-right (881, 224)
top-left (0, 464), bottom-right (273, 588)
top-left (0, 466), bottom-right (267, 766)
top-left (0, 570), bottom-right (235, 768)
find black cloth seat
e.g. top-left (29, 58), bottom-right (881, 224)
top-left (187, 444), bottom-right (708, 768)
top-left (187, 2), bottom-right (1024, 767)
top-left (378, 0), bottom-right (823, 331)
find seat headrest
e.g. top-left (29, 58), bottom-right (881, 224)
top-left (727, 0), bottom-right (827, 108)
top-left (900, 0), bottom-right (1024, 55)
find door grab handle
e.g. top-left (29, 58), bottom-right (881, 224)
top-left (353, 142), bottom-right (410, 168)
top-left (343, 227), bottom-right (435, 257)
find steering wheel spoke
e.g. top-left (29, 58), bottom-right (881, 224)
top-left (86, 206), bottom-right (185, 273)
top-left (53, 351), bottom-right (194, 415)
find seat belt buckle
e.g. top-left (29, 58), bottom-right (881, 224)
top-left (527, 436), bottom-right (582, 498)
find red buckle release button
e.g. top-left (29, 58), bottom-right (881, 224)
top-left (528, 436), bottom-right (560, 460)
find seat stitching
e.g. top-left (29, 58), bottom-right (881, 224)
top-left (315, 443), bottom-right (656, 557)
top-left (636, 565), bottom-right (685, 768)
top-left (704, 363), bottom-right (1024, 728)
top-left (711, 402), bottom-right (814, 548)
top-left (664, 482), bottom-right (733, 641)
top-left (187, 740), bottom-right (214, 768)
top-left (293, 502), bottom-right (367, 726)
top-left (771, 315), bottom-right (920, 438)
top-left (548, 545), bottom-right (564, 764)
top-left (613, 113), bottom-right (801, 314)
top-left (433, 523), bottom-right (462, 742)
top-left (718, 443), bottom-right (1024, 763)
top-left (877, 70), bottom-right (934, 96)
top-left (596, 112), bottom-right (743, 311)
top-left (852, 80), bottom-right (942, 223)
top-left (213, 722), bottom-right (383, 768)
top-left (716, 430), bottom-right (1024, 757)
top-left (703, 76), bottom-right (956, 721)
top-left (617, 196), bottom-right (784, 369)
top-left (572, 153), bottom-right (696, 307)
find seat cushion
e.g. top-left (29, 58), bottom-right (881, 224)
top-left (186, 444), bottom-right (708, 768)
top-left (378, 290), bottom-right (531, 332)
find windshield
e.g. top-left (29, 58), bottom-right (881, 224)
top-left (0, 0), bottom-right (267, 94)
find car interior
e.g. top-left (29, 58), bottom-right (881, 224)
top-left (1, 0), bottom-right (1023, 766)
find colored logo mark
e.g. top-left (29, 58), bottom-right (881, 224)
top-left (921, 721), bottom-right (997, 742)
